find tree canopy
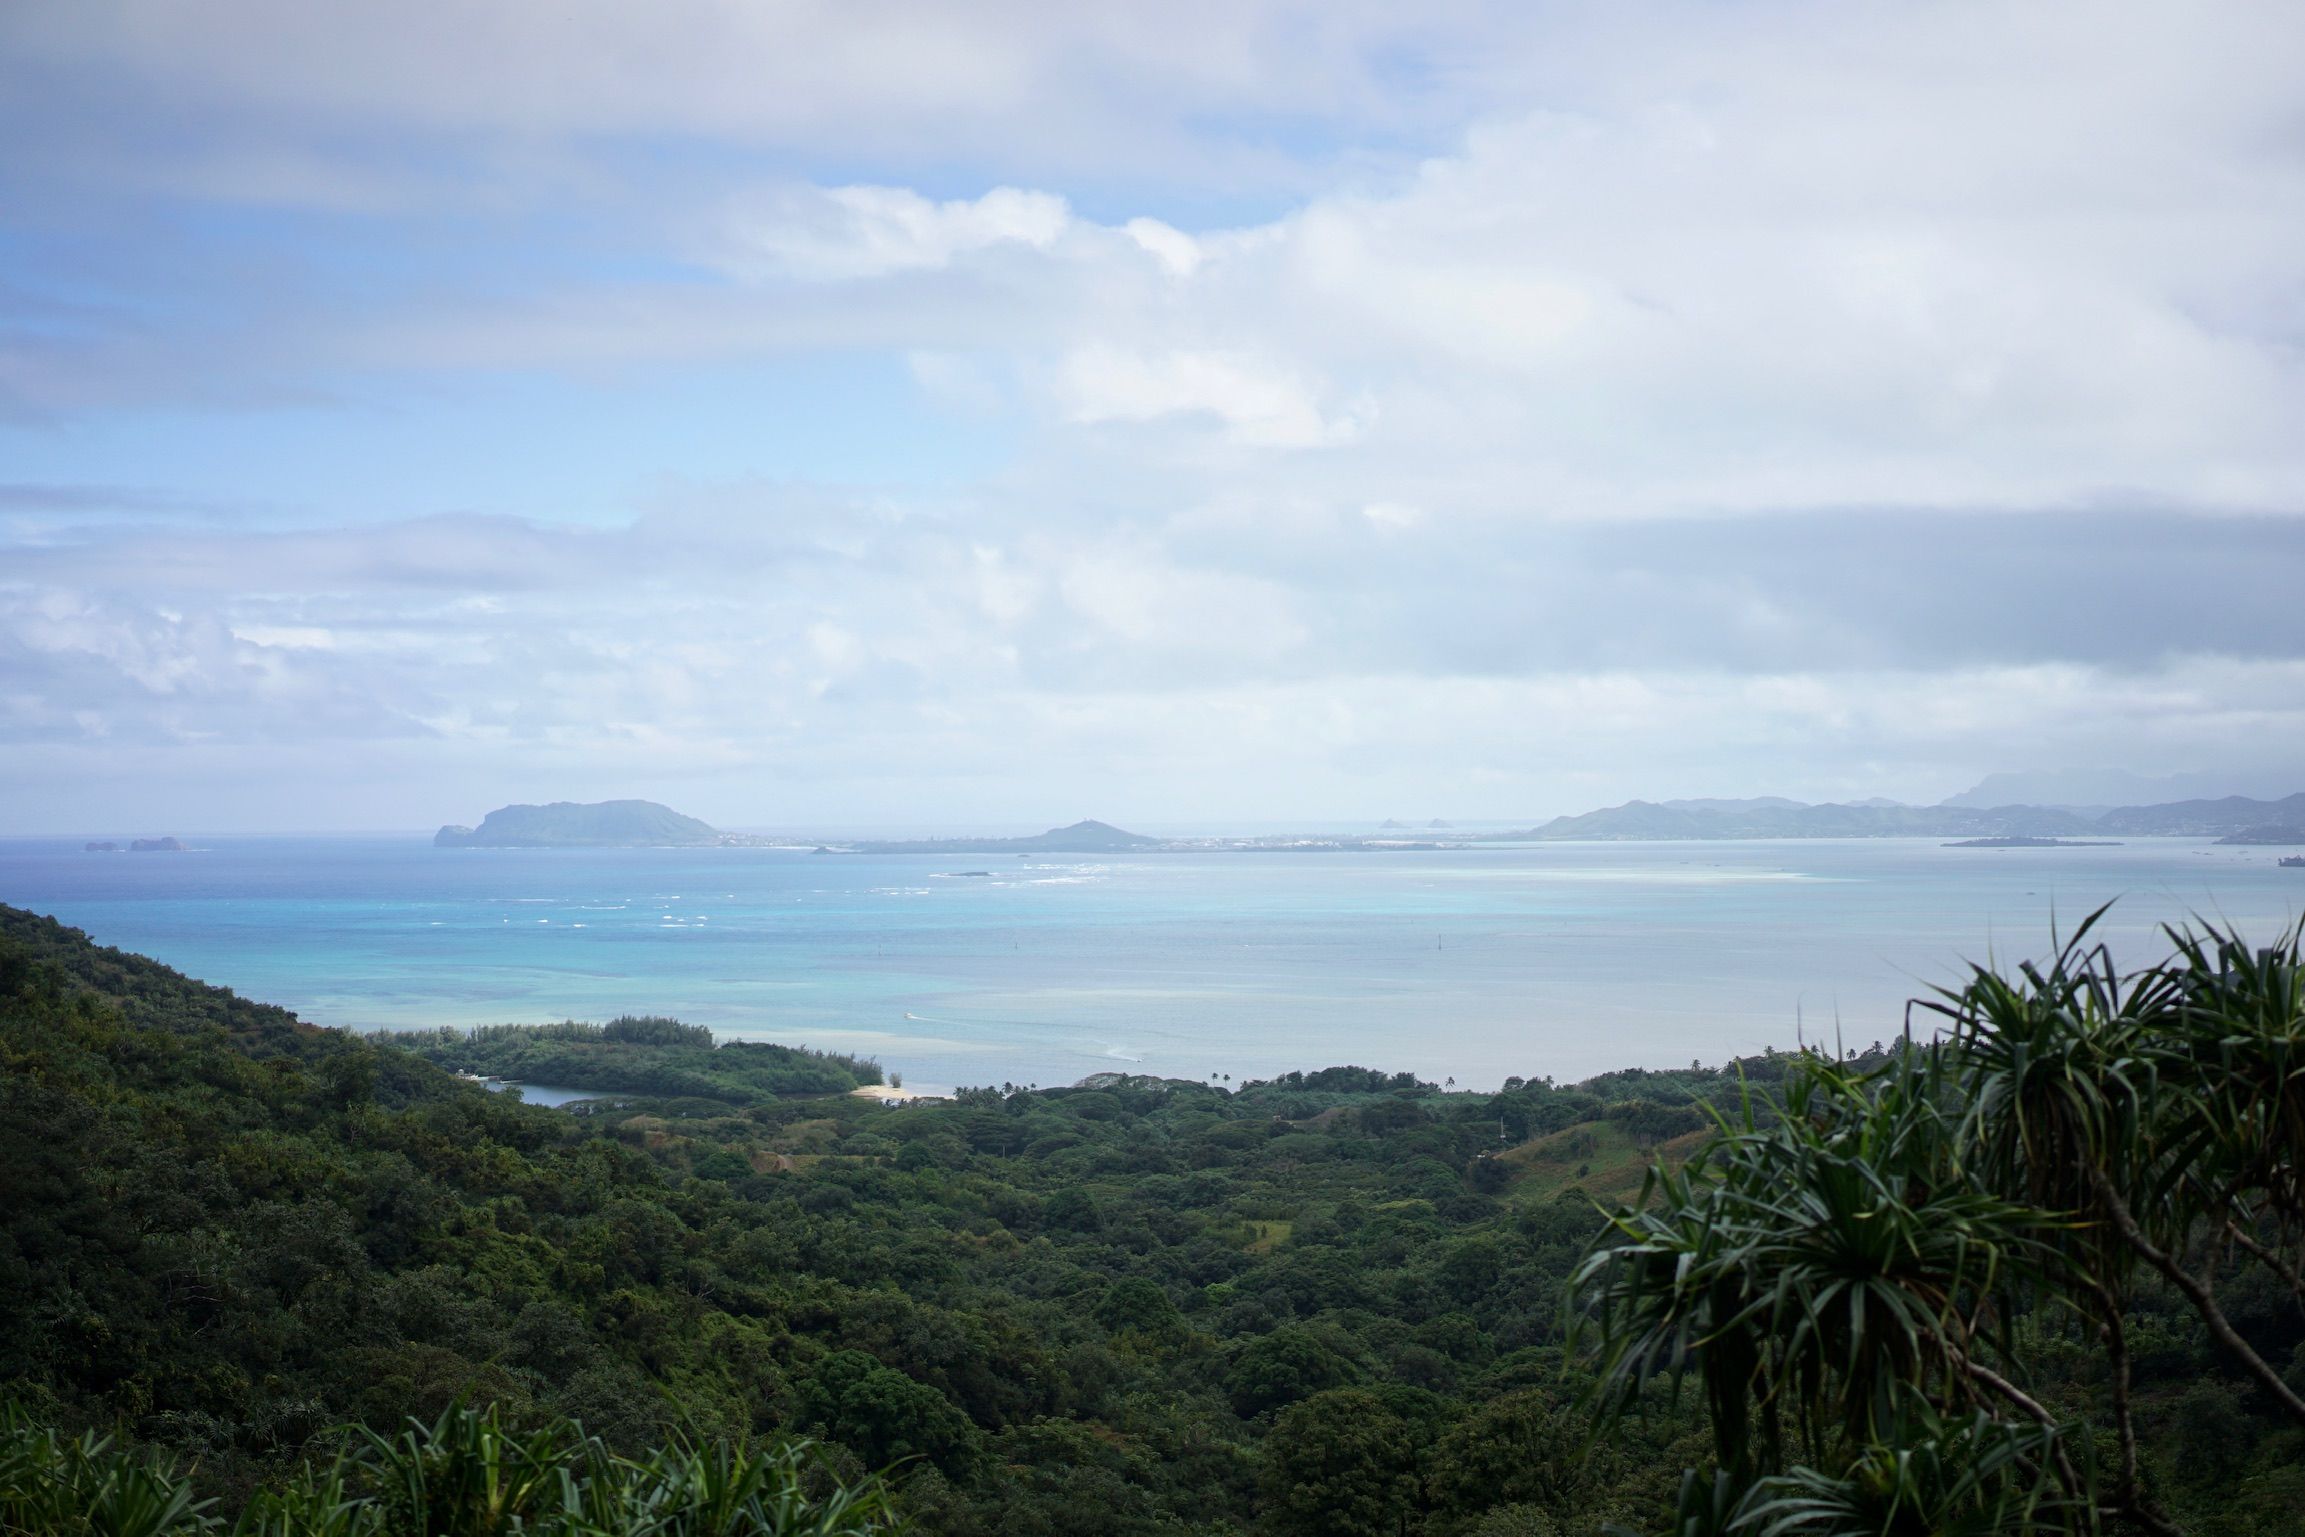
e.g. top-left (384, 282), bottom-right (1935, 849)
top-left (3, 902), bottom-right (2300, 1534)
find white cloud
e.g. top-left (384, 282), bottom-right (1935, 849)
top-left (1124, 218), bottom-right (1203, 278)
top-left (714, 184), bottom-right (1073, 281)
top-left (1056, 346), bottom-right (1360, 448)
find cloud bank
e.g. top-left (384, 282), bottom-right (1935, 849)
top-left (1, 0), bottom-right (2300, 829)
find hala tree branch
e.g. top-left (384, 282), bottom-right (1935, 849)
top-left (1953, 1330), bottom-right (2183, 1536)
top-left (1945, 1346), bottom-right (2089, 1511)
top-left (1948, 1348), bottom-right (2055, 1428)
top-left (2224, 1218), bottom-right (2305, 1308)
top-left (2073, 1272), bottom-right (2161, 1531)
top-left (2090, 1167), bottom-right (2305, 1429)
top-left (2102, 1312), bottom-right (2141, 1504)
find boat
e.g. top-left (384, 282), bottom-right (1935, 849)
top-left (2282, 855), bottom-right (2305, 868)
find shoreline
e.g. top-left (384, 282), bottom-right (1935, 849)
top-left (851, 1083), bottom-right (947, 1104)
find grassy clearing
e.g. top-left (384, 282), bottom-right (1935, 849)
top-left (769, 1117), bottom-right (841, 1153)
top-left (1499, 1120), bottom-right (1709, 1206)
top-left (1241, 1219), bottom-right (1294, 1253)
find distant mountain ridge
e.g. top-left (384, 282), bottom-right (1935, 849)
top-left (1941, 768), bottom-right (2298, 810)
top-left (435, 800), bottom-right (720, 848)
top-left (1515, 791), bottom-right (2305, 841)
top-left (428, 795), bottom-right (2305, 852)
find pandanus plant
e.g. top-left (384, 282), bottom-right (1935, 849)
top-left (1575, 913), bottom-right (2305, 1537)
top-left (1570, 1053), bottom-right (2083, 1526)
top-left (1, 1403), bottom-right (908, 1536)
top-left (2145, 920), bottom-right (2305, 1338)
top-left (1918, 910), bottom-right (2176, 1526)
top-left (1656, 1397), bottom-right (2079, 1537)
top-left (0, 1410), bottom-right (215, 1537)
top-left (1924, 911), bottom-right (2305, 1523)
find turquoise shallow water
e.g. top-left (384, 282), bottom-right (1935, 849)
top-left (2, 835), bottom-right (2298, 1090)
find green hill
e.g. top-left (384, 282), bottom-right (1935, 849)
top-left (1496, 1119), bottom-right (1709, 1206)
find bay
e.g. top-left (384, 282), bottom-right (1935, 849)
top-left (2, 834), bottom-right (2296, 1091)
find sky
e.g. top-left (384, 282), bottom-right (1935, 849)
top-left (3, 0), bottom-right (2302, 834)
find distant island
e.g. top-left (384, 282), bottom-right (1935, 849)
top-left (847, 819), bottom-right (1161, 855)
top-left (2215, 824), bottom-right (2305, 846)
top-left (2098, 793), bottom-right (2305, 836)
top-left (435, 800), bottom-right (721, 848)
top-left (1943, 836), bottom-right (2123, 849)
top-left (1485, 790), bottom-right (2305, 842)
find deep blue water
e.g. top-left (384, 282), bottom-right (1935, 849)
top-left (2, 835), bottom-right (2297, 1091)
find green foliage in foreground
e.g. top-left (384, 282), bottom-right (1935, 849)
top-left (1575, 911), bottom-right (2305, 1536)
top-left (0, 1403), bottom-right (901, 1535)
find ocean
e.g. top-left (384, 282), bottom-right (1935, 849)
top-left (2, 835), bottom-right (2297, 1091)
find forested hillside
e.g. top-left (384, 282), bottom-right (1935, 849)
top-left (1, 903), bottom-right (2300, 1534)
